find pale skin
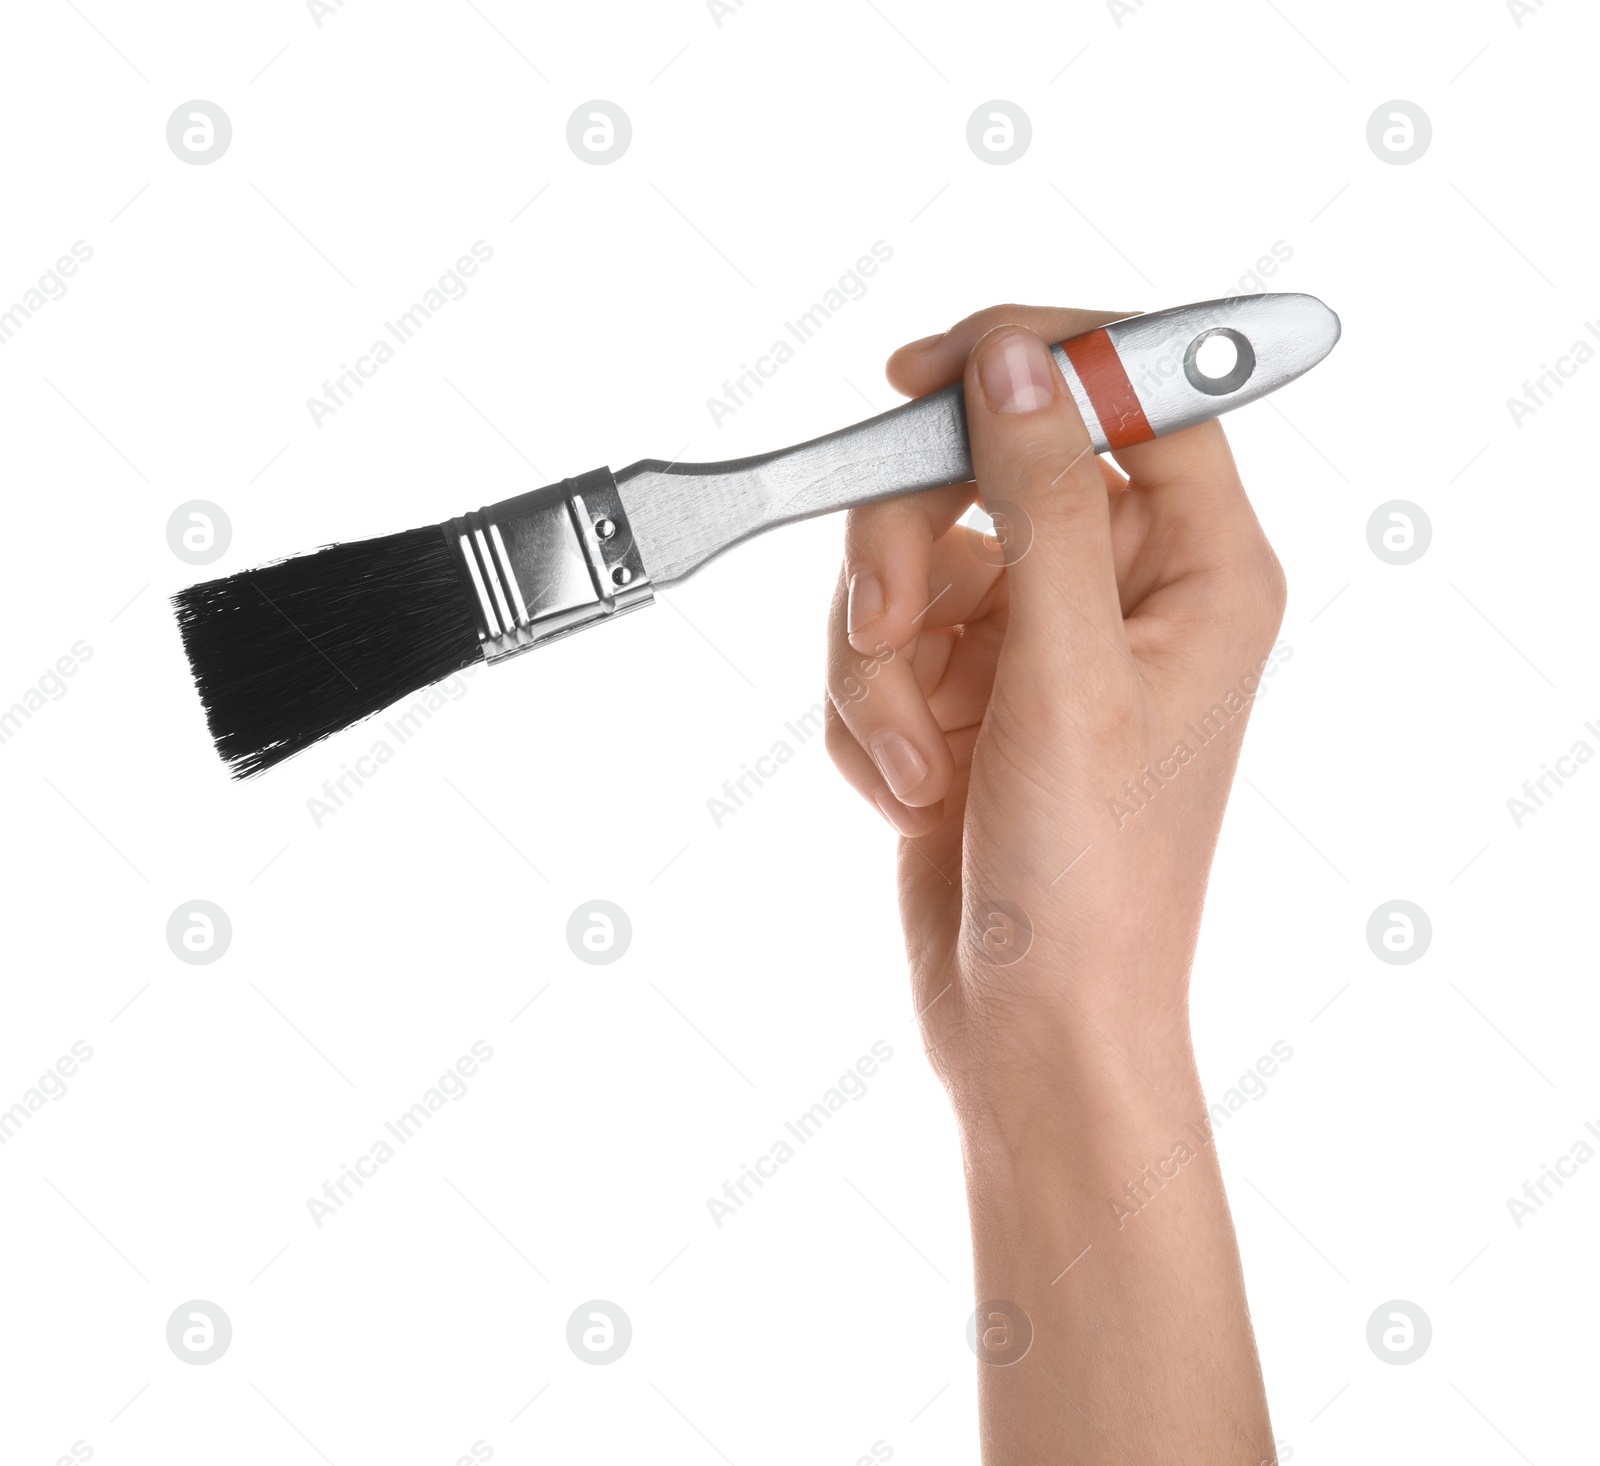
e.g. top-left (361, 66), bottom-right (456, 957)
top-left (824, 306), bottom-right (1288, 1464)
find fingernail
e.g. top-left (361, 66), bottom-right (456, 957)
top-left (874, 789), bottom-right (924, 836)
top-left (978, 328), bottom-right (1056, 415)
top-left (847, 570), bottom-right (884, 634)
top-left (870, 730), bottom-right (927, 800)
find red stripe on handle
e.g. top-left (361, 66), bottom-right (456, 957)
top-left (1062, 329), bottom-right (1155, 449)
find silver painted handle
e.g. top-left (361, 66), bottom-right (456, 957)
top-left (616, 293), bottom-right (1340, 587)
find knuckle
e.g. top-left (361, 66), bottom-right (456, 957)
top-left (962, 303), bottom-right (1032, 336)
top-left (823, 699), bottom-right (857, 765)
top-left (1242, 540), bottom-right (1288, 643)
top-left (1259, 544), bottom-right (1289, 616)
top-left (829, 636), bottom-right (894, 707)
top-left (1004, 439), bottom-right (1097, 508)
top-left (1188, 531), bottom-right (1288, 653)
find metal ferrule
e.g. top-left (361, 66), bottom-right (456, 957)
top-left (443, 466), bottom-right (654, 663)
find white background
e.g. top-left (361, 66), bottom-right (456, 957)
top-left (1, 1), bottom-right (1595, 1462)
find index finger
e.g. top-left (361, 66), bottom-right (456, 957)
top-left (887, 304), bottom-right (1135, 397)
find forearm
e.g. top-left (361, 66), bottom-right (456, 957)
top-left (957, 1020), bottom-right (1274, 1466)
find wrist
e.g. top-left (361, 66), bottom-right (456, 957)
top-left (947, 1020), bottom-right (1207, 1186)
top-left (944, 972), bottom-right (1196, 1117)
top-left (952, 1044), bottom-right (1229, 1290)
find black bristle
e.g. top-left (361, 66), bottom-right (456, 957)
top-left (172, 526), bottom-right (481, 778)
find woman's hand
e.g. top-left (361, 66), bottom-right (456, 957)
top-left (826, 303), bottom-right (1287, 1110)
top-left (824, 305), bottom-right (1286, 1464)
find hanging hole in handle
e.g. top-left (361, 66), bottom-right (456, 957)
top-left (1183, 327), bottom-right (1256, 396)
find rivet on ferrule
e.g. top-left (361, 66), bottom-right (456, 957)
top-left (443, 466), bottom-right (655, 663)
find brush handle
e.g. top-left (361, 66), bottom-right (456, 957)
top-left (456, 294), bottom-right (1340, 664)
top-left (615, 294), bottom-right (1338, 587)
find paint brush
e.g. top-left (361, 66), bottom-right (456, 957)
top-left (173, 293), bottom-right (1340, 777)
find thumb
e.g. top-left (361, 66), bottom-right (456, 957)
top-left (964, 325), bottom-right (1127, 665)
